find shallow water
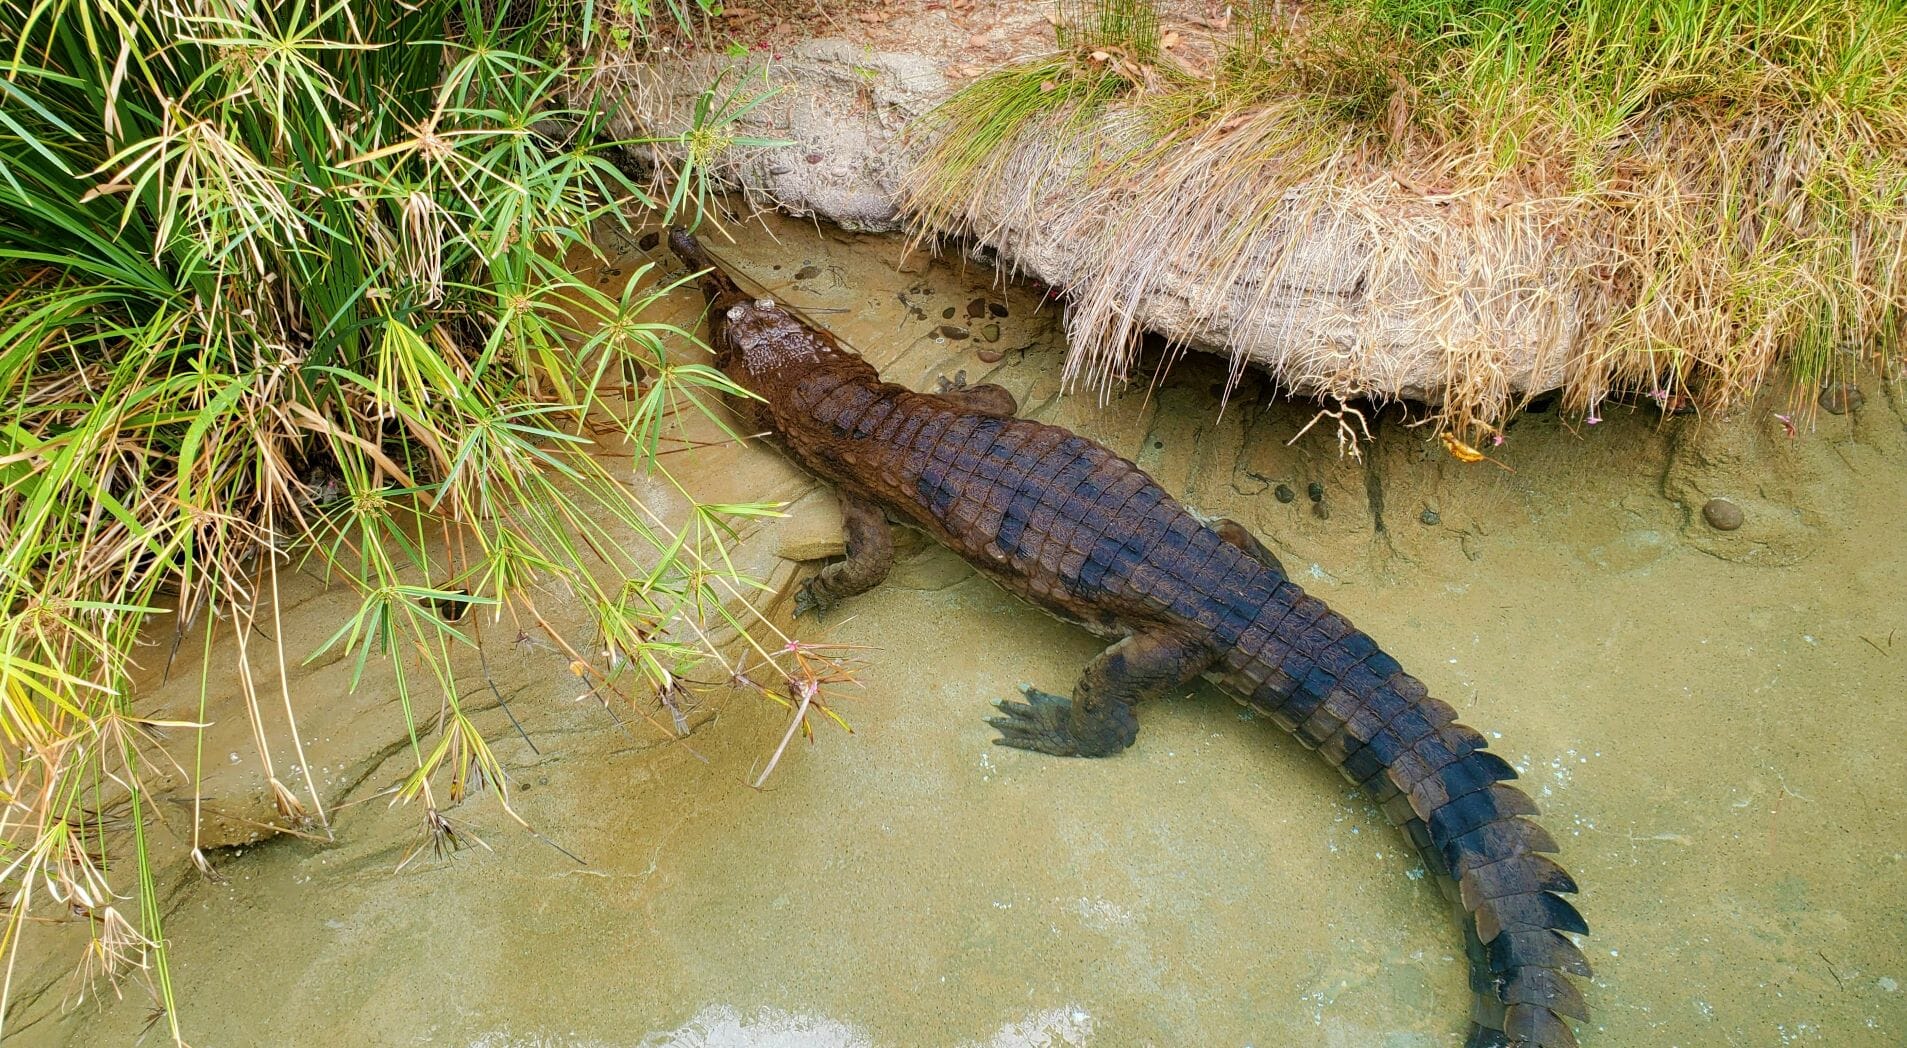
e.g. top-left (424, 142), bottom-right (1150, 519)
top-left (21, 213), bottom-right (1907, 1047)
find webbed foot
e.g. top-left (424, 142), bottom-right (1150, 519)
top-left (988, 686), bottom-right (1079, 756)
top-left (935, 369), bottom-right (969, 394)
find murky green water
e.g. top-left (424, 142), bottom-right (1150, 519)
top-left (19, 214), bottom-right (1906, 1047)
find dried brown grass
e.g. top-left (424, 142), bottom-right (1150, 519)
top-left (900, 2), bottom-right (1907, 441)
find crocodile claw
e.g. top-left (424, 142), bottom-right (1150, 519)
top-left (791, 579), bottom-right (830, 622)
top-left (987, 685), bottom-right (1078, 756)
top-left (935, 369), bottom-right (969, 394)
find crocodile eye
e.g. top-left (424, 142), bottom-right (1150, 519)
top-left (725, 304), bottom-right (746, 321)
top-left (754, 297), bottom-right (775, 310)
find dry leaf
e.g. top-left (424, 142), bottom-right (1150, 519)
top-left (1440, 433), bottom-right (1485, 462)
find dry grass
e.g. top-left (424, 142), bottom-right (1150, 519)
top-left (901, 0), bottom-right (1907, 440)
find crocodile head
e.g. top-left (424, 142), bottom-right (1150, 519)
top-left (669, 227), bottom-right (835, 393)
top-left (708, 295), bottom-right (837, 384)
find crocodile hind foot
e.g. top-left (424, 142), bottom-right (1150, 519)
top-left (989, 686), bottom-right (1105, 757)
top-left (991, 628), bottom-right (1216, 757)
top-left (1213, 517), bottom-right (1286, 577)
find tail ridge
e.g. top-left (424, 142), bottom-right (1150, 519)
top-left (1220, 598), bottom-right (1590, 1048)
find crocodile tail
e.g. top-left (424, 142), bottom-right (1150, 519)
top-left (1219, 587), bottom-right (1589, 1047)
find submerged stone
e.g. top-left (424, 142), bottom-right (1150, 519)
top-left (1702, 498), bottom-right (1744, 532)
top-left (1819, 383), bottom-right (1864, 415)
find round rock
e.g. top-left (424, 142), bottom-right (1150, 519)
top-left (1306, 482), bottom-right (1325, 503)
top-left (1274, 484), bottom-right (1295, 504)
top-left (1702, 498), bottom-right (1744, 532)
top-left (1420, 507), bottom-right (1441, 526)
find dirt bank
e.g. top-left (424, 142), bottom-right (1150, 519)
top-left (608, 6), bottom-right (1577, 418)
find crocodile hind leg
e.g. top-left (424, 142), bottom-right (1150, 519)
top-left (990, 628), bottom-right (1213, 757)
top-left (793, 494), bottom-right (894, 619)
top-left (934, 370), bottom-right (1018, 417)
top-left (1213, 517), bottom-right (1286, 577)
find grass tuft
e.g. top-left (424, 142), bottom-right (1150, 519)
top-left (0, 0), bottom-right (852, 1038)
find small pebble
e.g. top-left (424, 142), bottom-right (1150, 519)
top-left (1420, 508), bottom-right (1441, 526)
top-left (938, 325), bottom-right (969, 341)
top-left (1306, 482), bottom-right (1325, 503)
top-left (967, 297), bottom-right (989, 318)
top-left (989, 301), bottom-right (1009, 317)
top-left (941, 306), bottom-right (956, 319)
top-left (794, 264), bottom-right (820, 280)
top-left (1274, 484), bottom-right (1295, 504)
top-left (1312, 502), bottom-right (1331, 521)
top-left (981, 323), bottom-right (1001, 343)
top-left (1702, 498), bottom-right (1744, 531)
top-left (1819, 383), bottom-right (1864, 415)
top-left (805, 152), bottom-right (823, 164)
top-left (976, 347), bottom-right (1005, 363)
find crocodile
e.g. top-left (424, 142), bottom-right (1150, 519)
top-left (669, 227), bottom-right (1591, 1047)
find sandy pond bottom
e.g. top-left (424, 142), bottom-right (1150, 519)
top-left (21, 214), bottom-right (1907, 1048)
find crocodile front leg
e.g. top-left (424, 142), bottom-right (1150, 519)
top-left (990, 628), bottom-right (1215, 757)
top-left (794, 494), bottom-right (894, 619)
top-left (934, 370), bottom-right (1019, 417)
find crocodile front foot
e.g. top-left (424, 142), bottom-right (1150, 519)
top-left (791, 578), bottom-right (832, 621)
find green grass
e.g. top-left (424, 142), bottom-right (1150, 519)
top-left (904, 0), bottom-right (1907, 437)
top-left (0, 0), bottom-right (824, 1037)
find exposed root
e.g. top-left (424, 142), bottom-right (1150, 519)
top-left (1288, 399), bottom-right (1373, 461)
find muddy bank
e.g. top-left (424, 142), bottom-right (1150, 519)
top-left (608, 6), bottom-right (1578, 412)
top-left (13, 213), bottom-right (1907, 1047)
